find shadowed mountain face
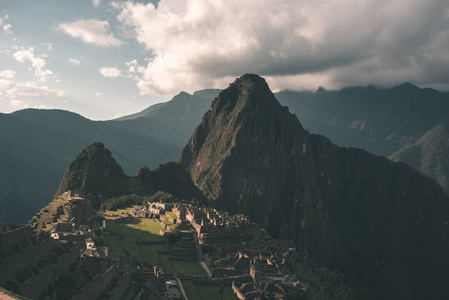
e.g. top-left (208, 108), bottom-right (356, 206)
top-left (0, 109), bottom-right (180, 224)
top-left (55, 142), bottom-right (206, 207)
top-left (180, 74), bottom-right (449, 299)
top-left (0, 90), bottom-right (218, 224)
top-left (388, 116), bottom-right (449, 192)
top-left (276, 85), bottom-right (449, 194)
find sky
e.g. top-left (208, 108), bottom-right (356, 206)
top-left (1, 0), bottom-right (449, 120)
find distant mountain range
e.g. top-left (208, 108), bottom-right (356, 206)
top-left (276, 83), bottom-right (449, 194)
top-left (0, 90), bottom-right (220, 224)
top-left (109, 89), bottom-right (221, 147)
top-left (0, 109), bottom-right (180, 223)
top-left (2, 81), bottom-right (449, 224)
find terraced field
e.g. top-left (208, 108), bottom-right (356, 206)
top-left (181, 280), bottom-right (238, 300)
top-left (28, 196), bottom-right (71, 232)
top-left (102, 210), bottom-right (206, 275)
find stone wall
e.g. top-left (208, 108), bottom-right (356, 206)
top-left (108, 271), bottom-right (133, 300)
top-left (0, 238), bottom-right (57, 284)
top-left (54, 245), bottom-right (83, 279)
top-left (72, 263), bottom-right (119, 300)
top-left (232, 281), bottom-right (246, 300)
top-left (16, 244), bottom-right (81, 299)
top-left (0, 225), bottom-right (32, 252)
top-left (0, 223), bottom-right (18, 233)
top-left (19, 264), bottom-right (54, 299)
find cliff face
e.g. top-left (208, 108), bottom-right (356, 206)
top-left (180, 74), bottom-right (449, 299)
top-left (55, 142), bottom-right (129, 198)
top-left (56, 142), bottom-right (205, 205)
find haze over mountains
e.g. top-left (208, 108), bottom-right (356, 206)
top-left (2, 79), bottom-right (449, 226)
top-left (0, 110), bottom-right (180, 223)
top-left (109, 89), bottom-right (220, 147)
top-left (277, 84), bottom-right (449, 193)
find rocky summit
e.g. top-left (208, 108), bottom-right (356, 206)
top-left (56, 142), bottom-right (205, 207)
top-left (180, 74), bottom-right (449, 299)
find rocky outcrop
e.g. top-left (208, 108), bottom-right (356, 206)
top-left (180, 74), bottom-right (449, 299)
top-left (56, 142), bottom-right (206, 207)
top-left (55, 142), bottom-right (129, 199)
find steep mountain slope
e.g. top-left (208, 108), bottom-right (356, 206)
top-left (180, 74), bottom-right (449, 300)
top-left (389, 116), bottom-right (449, 191)
top-left (55, 142), bottom-right (205, 206)
top-left (276, 85), bottom-right (449, 194)
top-left (110, 89), bottom-right (220, 147)
top-left (55, 142), bottom-right (129, 199)
top-left (115, 84), bottom-right (449, 196)
top-left (0, 109), bottom-right (180, 224)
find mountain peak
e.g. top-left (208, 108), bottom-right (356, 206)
top-left (233, 73), bottom-right (269, 88)
top-left (180, 74), bottom-right (449, 299)
top-left (55, 142), bottom-right (129, 199)
top-left (392, 82), bottom-right (420, 92)
top-left (226, 73), bottom-right (272, 103)
top-left (209, 73), bottom-right (292, 120)
top-left (180, 73), bottom-right (305, 201)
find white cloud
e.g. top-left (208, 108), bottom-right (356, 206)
top-left (125, 59), bottom-right (145, 80)
top-left (95, 92), bottom-right (103, 96)
top-left (93, 0), bottom-right (101, 8)
top-left (99, 60), bottom-right (146, 82)
top-left (0, 79), bottom-right (13, 93)
top-left (99, 66), bottom-right (123, 77)
top-left (0, 70), bottom-right (16, 79)
top-left (10, 99), bottom-right (28, 108)
top-left (13, 47), bottom-right (54, 82)
top-left (68, 58), bottom-right (81, 66)
top-left (0, 79), bottom-right (65, 99)
top-left (9, 99), bottom-right (47, 109)
top-left (59, 19), bottom-right (123, 47)
top-left (6, 82), bottom-right (65, 97)
top-left (0, 13), bottom-right (12, 34)
top-left (126, 59), bottom-right (145, 74)
top-left (115, 0), bottom-right (449, 94)
top-left (43, 43), bottom-right (53, 50)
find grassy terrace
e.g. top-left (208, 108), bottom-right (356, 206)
top-left (98, 207), bottom-right (133, 220)
top-left (181, 280), bottom-right (238, 300)
top-left (102, 208), bottom-right (206, 275)
top-left (105, 218), bottom-right (165, 259)
top-left (166, 211), bottom-right (177, 219)
top-left (162, 219), bottom-right (177, 230)
top-left (29, 196), bottom-right (70, 232)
